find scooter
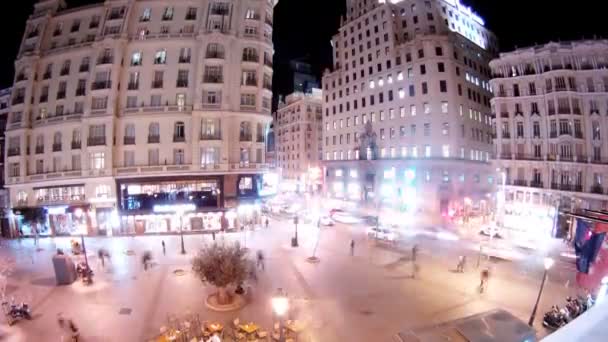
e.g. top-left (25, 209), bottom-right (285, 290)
top-left (542, 306), bottom-right (566, 330)
top-left (76, 262), bottom-right (94, 285)
top-left (2, 299), bottom-right (32, 326)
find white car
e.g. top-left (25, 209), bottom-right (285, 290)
top-left (366, 227), bottom-right (399, 241)
top-left (480, 225), bottom-right (503, 238)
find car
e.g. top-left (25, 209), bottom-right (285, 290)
top-left (319, 216), bottom-right (334, 226)
top-left (366, 227), bottom-right (399, 241)
top-left (362, 215), bottom-right (379, 226)
top-left (479, 225), bottom-right (503, 239)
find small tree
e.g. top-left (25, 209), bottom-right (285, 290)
top-left (191, 243), bottom-right (249, 305)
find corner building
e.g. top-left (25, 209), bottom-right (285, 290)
top-left (491, 40), bottom-right (608, 236)
top-left (4, 0), bottom-right (277, 236)
top-left (322, 0), bottom-right (498, 217)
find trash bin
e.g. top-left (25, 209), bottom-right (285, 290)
top-left (291, 237), bottom-right (298, 247)
top-left (52, 255), bottom-right (77, 285)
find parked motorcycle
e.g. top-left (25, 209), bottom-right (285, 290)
top-left (2, 299), bottom-right (32, 326)
top-left (542, 305), bottom-right (566, 330)
top-left (76, 262), bottom-right (94, 285)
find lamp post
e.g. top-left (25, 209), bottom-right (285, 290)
top-left (292, 215), bottom-right (299, 247)
top-left (177, 209), bottom-right (186, 255)
top-left (528, 257), bottom-right (554, 326)
top-left (271, 288), bottom-right (289, 342)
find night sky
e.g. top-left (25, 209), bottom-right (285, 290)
top-left (2, 0), bottom-right (608, 94)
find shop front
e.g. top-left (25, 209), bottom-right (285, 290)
top-left (116, 177), bottom-right (223, 235)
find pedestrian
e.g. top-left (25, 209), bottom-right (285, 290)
top-left (479, 268), bottom-right (490, 293)
top-left (265, 217), bottom-right (269, 229)
top-left (411, 262), bottom-right (419, 279)
top-left (412, 244), bottom-right (419, 262)
top-left (98, 249), bottom-right (105, 268)
top-left (161, 240), bottom-right (166, 256)
top-left (350, 239), bottom-right (355, 256)
top-left (256, 250), bottom-right (265, 271)
top-left (142, 251), bottom-right (152, 271)
top-left (212, 231), bottom-right (216, 241)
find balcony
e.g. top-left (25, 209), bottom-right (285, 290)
top-left (108, 11), bottom-right (124, 20)
top-left (176, 79), bottom-right (189, 88)
top-left (512, 179), bottom-right (528, 187)
top-left (60, 68), bottom-right (70, 76)
top-left (243, 78), bottom-right (258, 86)
top-left (56, 91), bottom-right (66, 99)
top-left (76, 88), bottom-right (86, 96)
top-left (7, 148), bottom-right (20, 157)
top-left (12, 97), bottom-right (24, 105)
top-left (530, 181), bottom-right (544, 188)
top-left (127, 82), bottom-right (139, 90)
top-left (15, 74), bottom-right (27, 82)
top-left (242, 54), bottom-right (259, 63)
top-left (263, 82), bottom-right (272, 90)
top-left (203, 75), bottom-right (223, 83)
top-left (186, 13), bottom-right (197, 20)
top-left (264, 58), bottom-right (273, 68)
top-left (39, 94), bottom-right (48, 103)
top-left (591, 185), bottom-right (604, 194)
top-left (92, 80), bottom-right (112, 90)
top-left (178, 56), bottom-right (191, 63)
top-left (549, 132), bottom-right (558, 138)
top-left (97, 56), bottom-right (114, 65)
top-left (71, 141), bottom-right (81, 150)
top-left (148, 135), bottom-right (160, 144)
top-left (89, 21), bottom-right (99, 29)
top-left (210, 7), bottom-right (230, 15)
top-left (205, 51), bottom-right (224, 59)
top-left (498, 153), bottom-right (511, 160)
top-left (35, 145), bottom-right (44, 154)
top-left (575, 132), bottom-right (584, 139)
top-left (79, 64), bottom-right (89, 73)
top-left (560, 155), bottom-right (574, 162)
top-left (239, 134), bottom-right (252, 142)
top-left (52, 143), bottom-right (62, 152)
top-left (151, 80), bottom-right (164, 88)
top-left (173, 135), bottom-right (186, 142)
top-left (124, 136), bottom-right (135, 145)
top-left (43, 72), bottom-right (51, 80)
top-left (87, 137), bottom-right (106, 146)
top-left (200, 133), bottom-right (221, 141)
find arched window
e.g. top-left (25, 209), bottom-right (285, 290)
top-left (242, 47), bottom-right (258, 62)
top-left (174, 121), bottom-right (185, 141)
top-left (206, 43), bottom-right (224, 59)
top-left (148, 122), bottom-right (160, 143)
top-left (53, 132), bottom-right (62, 145)
top-left (125, 124), bottom-right (135, 137)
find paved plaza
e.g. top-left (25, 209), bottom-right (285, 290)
top-left (0, 214), bottom-right (578, 341)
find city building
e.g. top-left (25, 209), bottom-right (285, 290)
top-left (490, 40), bottom-right (608, 239)
top-left (288, 58), bottom-right (320, 95)
top-left (321, 0), bottom-right (498, 219)
top-left (3, 0), bottom-right (278, 237)
top-left (0, 88), bottom-right (10, 237)
top-left (275, 89), bottom-right (323, 192)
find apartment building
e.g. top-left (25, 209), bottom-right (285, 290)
top-left (4, 0), bottom-right (277, 236)
top-left (275, 89), bottom-right (323, 191)
top-left (491, 40), bottom-right (608, 234)
top-left (0, 88), bottom-right (10, 237)
top-left (322, 0), bottom-right (498, 217)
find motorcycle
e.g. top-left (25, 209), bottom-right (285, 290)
top-left (543, 305), bottom-right (566, 330)
top-left (2, 299), bottom-right (32, 326)
top-left (76, 262), bottom-right (94, 285)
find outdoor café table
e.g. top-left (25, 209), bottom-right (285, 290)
top-left (157, 329), bottom-right (181, 342)
top-left (285, 320), bottom-right (306, 333)
top-left (239, 323), bottom-right (260, 334)
top-left (206, 322), bottom-right (224, 334)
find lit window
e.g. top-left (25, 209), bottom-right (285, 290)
top-left (378, 78), bottom-right (384, 87)
top-left (425, 145), bottom-right (431, 158)
top-left (424, 103), bottom-right (431, 114)
top-left (410, 105), bottom-right (416, 116)
top-left (399, 89), bottom-right (405, 99)
top-left (412, 146), bottom-right (418, 158)
top-left (369, 81), bottom-right (375, 89)
top-left (397, 72), bottom-right (403, 81)
top-left (90, 152), bottom-right (105, 169)
top-left (401, 147), bottom-right (407, 158)
top-left (154, 49), bottom-right (167, 64)
top-left (442, 145), bottom-right (450, 158)
top-left (388, 76), bottom-right (393, 84)
top-left (380, 148), bottom-right (386, 158)
top-left (441, 101), bottom-right (448, 113)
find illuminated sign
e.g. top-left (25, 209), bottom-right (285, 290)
top-left (258, 173), bottom-right (279, 197)
top-left (153, 204), bottom-right (196, 213)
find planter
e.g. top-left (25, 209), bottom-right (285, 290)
top-left (306, 256), bottom-right (320, 264)
top-left (204, 293), bottom-right (246, 312)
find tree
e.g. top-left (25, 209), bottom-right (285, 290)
top-left (191, 243), bottom-right (249, 305)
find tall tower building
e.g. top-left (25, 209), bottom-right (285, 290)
top-left (4, 0), bottom-right (277, 236)
top-left (322, 0), bottom-right (497, 218)
top-left (490, 40), bottom-right (608, 237)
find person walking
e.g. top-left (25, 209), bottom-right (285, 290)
top-left (412, 244), bottom-right (419, 262)
top-left (456, 255), bottom-right (465, 273)
top-left (161, 240), bottom-right (166, 256)
top-left (142, 251), bottom-right (152, 271)
top-left (98, 249), bottom-right (105, 268)
top-left (256, 250), bottom-right (265, 271)
top-left (350, 239), bottom-right (355, 256)
top-left (479, 268), bottom-right (490, 293)
top-left (212, 231), bottom-right (216, 241)
top-left (265, 217), bottom-right (269, 229)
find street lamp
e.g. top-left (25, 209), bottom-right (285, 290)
top-left (271, 289), bottom-right (289, 342)
top-left (292, 215), bottom-right (299, 247)
top-left (528, 257), bottom-right (554, 326)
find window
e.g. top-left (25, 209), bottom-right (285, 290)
top-left (442, 145), bottom-right (450, 158)
top-left (140, 8), bottom-right (151, 21)
top-left (72, 155), bottom-right (81, 170)
top-left (439, 80), bottom-right (447, 92)
top-left (162, 7), bottom-right (174, 20)
top-left (422, 82), bottom-right (428, 94)
top-left (435, 46), bottom-right (443, 56)
top-left (423, 102), bottom-right (431, 114)
top-left (442, 122), bottom-right (449, 135)
top-left (151, 94), bottom-right (162, 107)
top-left (424, 123), bottom-right (430, 136)
top-left (410, 105), bottom-right (416, 116)
top-left (148, 149), bottom-right (159, 165)
top-left (174, 149), bottom-right (185, 165)
top-left (124, 151), bottom-right (135, 167)
top-left (174, 121), bottom-right (185, 140)
top-left (201, 147), bottom-right (220, 166)
top-left (149, 122), bottom-right (160, 139)
top-left (424, 145), bottom-right (431, 158)
top-left (90, 152), bottom-right (105, 170)
top-left (154, 49), bottom-right (167, 64)
top-left (438, 62), bottom-right (445, 72)
top-left (241, 94), bottom-right (256, 107)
